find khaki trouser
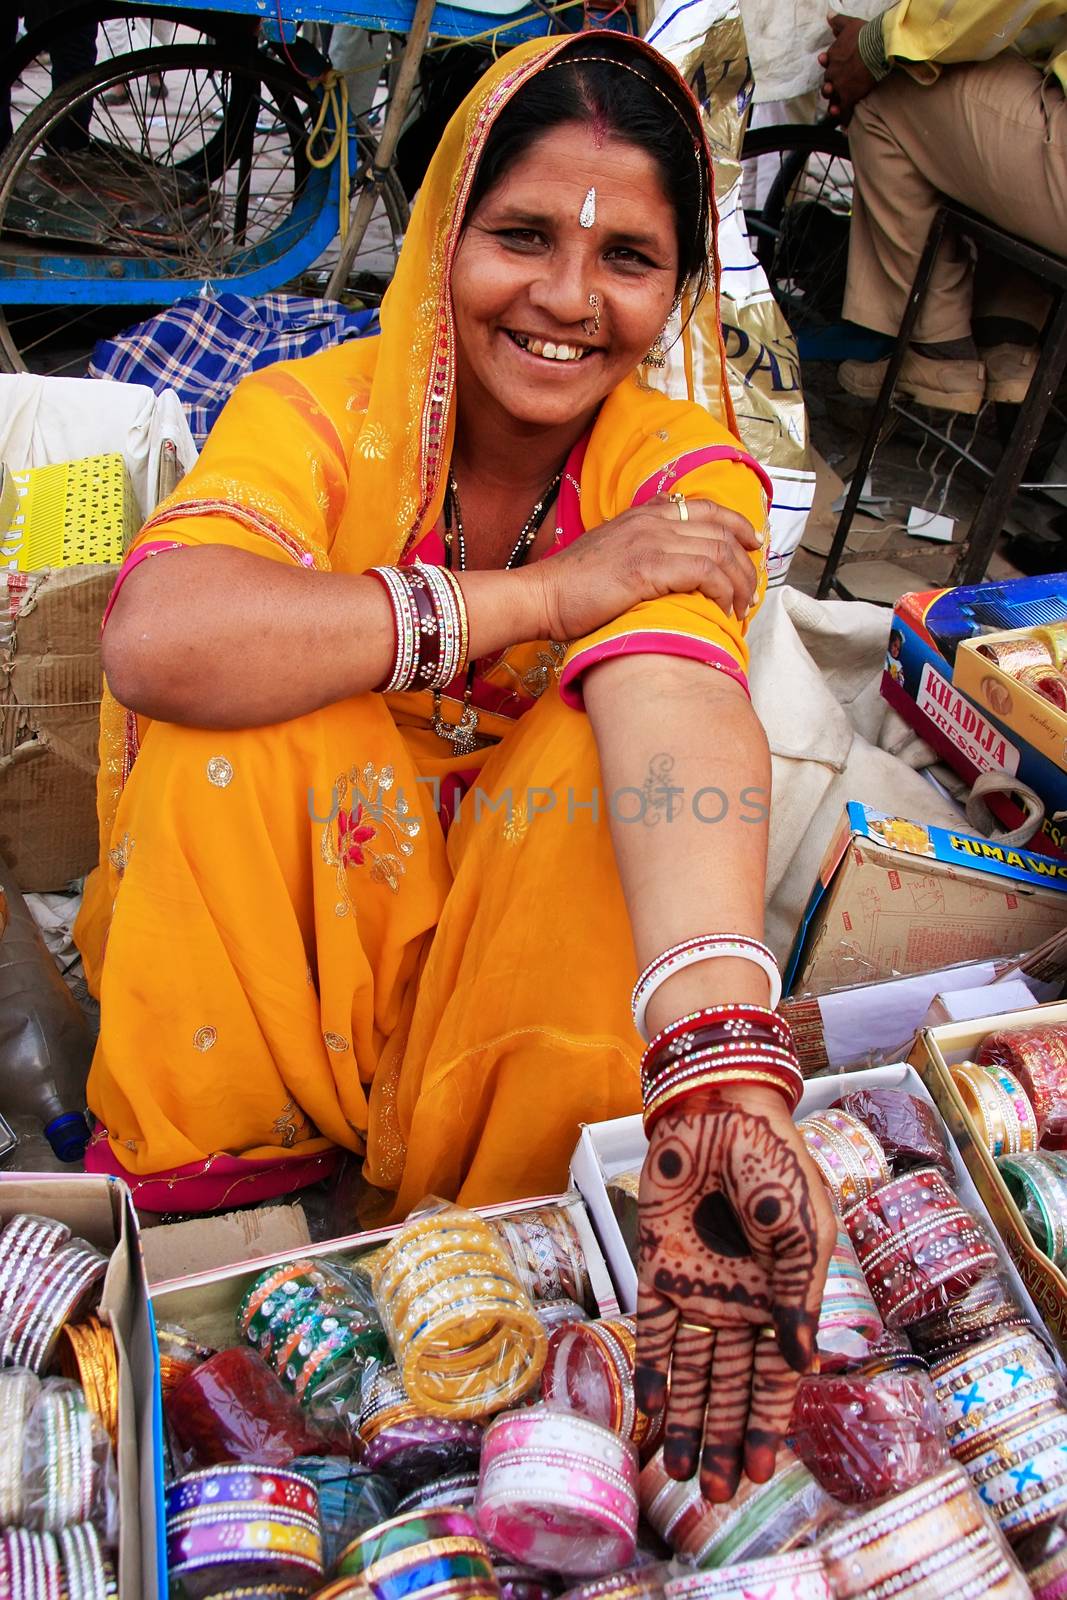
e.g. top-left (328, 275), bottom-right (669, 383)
top-left (844, 55), bottom-right (1067, 342)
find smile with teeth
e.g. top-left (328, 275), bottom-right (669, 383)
top-left (508, 331), bottom-right (592, 363)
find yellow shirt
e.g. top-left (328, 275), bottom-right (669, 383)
top-left (880, 0), bottom-right (1067, 93)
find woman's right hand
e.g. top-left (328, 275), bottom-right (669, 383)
top-left (529, 494), bottom-right (764, 643)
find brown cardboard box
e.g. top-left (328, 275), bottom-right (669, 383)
top-left (911, 1001), bottom-right (1067, 1361)
top-left (0, 566), bottom-right (113, 890)
top-left (784, 803), bottom-right (1067, 997)
top-left (140, 1202), bottom-right (312, 1288)
top-left (0, 1172), bottom-right (162, 1597)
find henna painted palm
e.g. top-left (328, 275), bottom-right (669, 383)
top-left (635, 1102), bottom-right (835, 1504)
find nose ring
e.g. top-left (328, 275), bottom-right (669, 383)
top-left (582, 293), bottom-right (601, 339)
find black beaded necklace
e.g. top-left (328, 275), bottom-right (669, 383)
top-left (431, 468), bottom-right (562, 756)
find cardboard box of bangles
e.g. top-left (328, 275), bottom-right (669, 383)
top-left (911, 999), bottom-right (1067, 1362)
top-left (0, 1172), bottom-right (164, 1599)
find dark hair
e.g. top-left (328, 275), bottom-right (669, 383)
top-left (464, 36), bottom-right (711, 301)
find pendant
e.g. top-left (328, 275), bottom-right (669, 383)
top-left (433, 701), bottom-right (480, 757)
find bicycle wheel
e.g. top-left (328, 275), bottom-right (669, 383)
top-left (0, 45), bottom-right (405, 374)
top-left (739, 122), bottom-right (852, 333)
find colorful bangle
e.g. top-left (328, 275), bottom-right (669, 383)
top-left (539, 1314), bottom-right (659, 1448)
top-left (477, 1406), bottom-right (639, 1576)
top-left (929, 1329), bottom-right (1064, 1459)
top-left (0, 1369), bottom-right (38, 1524)
top-left (998, 1151), bottom-right (1067, 1267)
top-left (368, 564), bottom-right (470, 695)
top-left (910, 1275), bottom-right (1032, 1357)
top-left (632, 937), bottom-right (782, 1039)
top-left (664, 1551), bottom-right (830, 1600)
top-left (978, 1025), bottom-right (1067, 1135)
top-left (799, 1110), bottom-right (890, 1213)
top-left (166, 1466), bottom-right (324, 1596)
top-left (963, 1412), bottom-right (1067, 1541)
top-left (639, 1447), bottom-right (828, 1569)
top-left (337, 1506), bottom-right (497, 1600)
top-left (490, 1206), bottom-right (592, 1309)
top-left (644, 1006), bottom-right (795, 1062)
top-left (814, 1226), bottom-right (884, 1372)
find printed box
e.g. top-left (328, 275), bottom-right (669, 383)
top-left (954, 628), bottom-right (1067, 773)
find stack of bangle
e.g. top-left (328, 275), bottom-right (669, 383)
top-left (909, 1276), bottom-right (1031, 1357)
top-left (286, 1456), bottom-right (397, 1572)
top-left (540, 1316), bottom-right (658, 1448)
top-left (58, 1317), bottom-right (119, 1451)
top-left (559, 1565), bottom-right (670, 1600)
top-left (977, 1025), bottom-right (1067, 1135)
top-left (640, 1005), bottom-right (802, 1134)
top-left (336, 1507), bottom-right (498, 1600)
top-left (168, 1346), bottom-right (332, 1467)
top-left (358, 1365), bottom-right (484, 1486)
top-left (156, 1325), bottom-right (216, 1397)
top-left (0, 1368), bottom-right (38, 1523)
top-left (791, 1370), bottom-right (945, 1503)
top-left (632, 938), bottom-right (783, 1043)
top-left (368, 562), bottom-right (470, 693)
top-left (25, 1382), bottom-right (98, 1532)
top-left (817, 1462), bottom-right (1029, 1598)
top-left (490, 1208), bottom-right (592, 1309)
top-left (964, 1411), bottom-right (1067, 1543)
top-left (0, 1216), bottom-right (106, 1373)
top-left (799, 1111), bottom-right (891, 1214)
top-left (397, 1471), bottom-right (480, 1515)
top-left (494, 1556), bottom-right (559, 1600)
top-left (664, 1551), bottom-right (830, 1600)
top-left (370, 1210), bottom-right (547, 1420)
top-left (166, 1465), bottom-right (324, 1596)
top-left (997, 1152), bottom-right (1067, 1268)
top-left (951, 1062), bottom-right (1039, 1159)
top-left (929, 1330), bottom-right (1065, 1464)
top-left (844, 1169), bottom-right (997, 1327)
top-left (238, 1258), bottom-right (388, 1407)
top-left (0, 1525), bottom-right (116, 1600)
top-left (813, 1227), bottom-right (884, 1372)
top-left (639, 1448), bottom-right (829, 1569)
top-left (477, 1406), bottom-right (638, 1575)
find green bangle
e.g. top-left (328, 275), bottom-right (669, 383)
top-left (999, 1152), bottom-right (1067, 1266)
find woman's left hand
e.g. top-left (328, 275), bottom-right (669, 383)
top-left (634, 1086), bottom-right (836, 1503)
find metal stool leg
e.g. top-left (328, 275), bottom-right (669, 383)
top-left (950, 290), bottom-right (1067, 584)
top-left (816, 209), bottom-right (949, 600)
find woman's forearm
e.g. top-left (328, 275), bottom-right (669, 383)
top-left (102, 545), bottom-right (548, 729)
top-left (584, 654), bottom-right (772, 1037)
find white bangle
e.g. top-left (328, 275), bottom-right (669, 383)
top-left (632, 936), bottom-right (782, 1042)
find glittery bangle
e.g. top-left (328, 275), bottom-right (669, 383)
top-left (930, 1329), bottom-right (1063, 1456)
top-left (632, 940), bottom-right (782, 1039)
top-left (998, 1151), bottom-right (1067, 1267)
top-left (640, 1447), bottom-right (826, 1568)
top-left (644, 1006), bottom-right (794, 1061)
top-left (665, 1551), bottom-right (830, 1600)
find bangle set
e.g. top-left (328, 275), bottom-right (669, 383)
top-left (370, 1211), bottom-right (547, 1420)
top-left (799, 1111), bottom-right (891, 1214)
top-left (0, 1218), bottom-right (107, 1373)
top-left (639, 1448), bottom-right (829, 1569)
top-left (929, 1329), bottom-right (1064, 1462)
top-left (0, 1524), bottom-right (116, 1600)
top-left (57, 1318), bottom-right (119, 1452)
top-left (998, 1152), bottom-right (1067, 1268)
top-left (477, 1407), bottom-right (638, 1575)
top-left (791, 1371), bottom-right (945, 1504)
top-left (964, 1412), bottom-right (1067, 1542)
top-left (368, 562), bottom-right (470, 693)
top-left (909, 1274), bottom-right (1032, 1357)
top-left (951, 1062), bottom-right (1039, 1159)
top-left (337, 1507), bottom-right (497, 1600)
top-left (287, 1455), bottom-right (397, 1572)
top-left (632, 937), bottom-right (782, 1041)
top-left (844, 1169), bottom-right (998, 1328)
top-left (817, 1462), bottom-right (1028, 1599)
top-left (814, 1227), bottom-right (884, 1373)
top-left (166, 1465), bottom-right (324, 1596)
top-left (540, 1315), bottom-right (659, 1449)
top-left (358, 1365), bottom-right (484, 1486)
top-left (977, 1024), bottom-right (1067, 1136)
top-left (238, 1257), bottom-right (388, 1408)
top-left (490, 1208), bottom-right (592, 1310)
top-left (640, 1005), bottom-right (802, 1134)
top-left (664, 1550), bottom-right (830, 1600)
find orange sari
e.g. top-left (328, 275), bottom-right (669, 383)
top-left (75, 34), bottom-right (769, 1216)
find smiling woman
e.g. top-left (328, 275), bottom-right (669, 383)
top-left (77, 31), bottom-right (835, 1495)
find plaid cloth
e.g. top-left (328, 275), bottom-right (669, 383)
top-left (89, 292), bottom-right (378, 447)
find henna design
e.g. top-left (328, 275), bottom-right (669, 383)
top-left (635, 1105), bottom-right (833, 1500)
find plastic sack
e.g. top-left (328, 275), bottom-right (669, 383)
top-left (977, 1025), bottom-right (1067, 1143)
top-left (22, 1376), bottom-right (119, 1543)
top-left (664, 1551), bottom-right (830, 1600)
top-left (909, 1274), bottom-right (1034, 1357)
top-left (237, 1254), bottom-right (388, 1416)
top-left (156, 1322), bottom-right (217, 1397)
top-left (998, 1151), bottom-right (1067, 1268)
top-left (166, 1463), bottom-right (325, 1598)
top-left (844, 1168), bottom-right (998, 1327)
top-left (0, 1215), bottom-right (106, 1371)
top-left (540, 1315), bottom-right (660, 1448)
top-left (166, 1344), bottom-right (350, 1468)
top-left (791, 1370), bottom-right (945, 1503)
top-left (639, 1447), bottom-right (832, 1568)
top-left (478, 1405), bottom-right (638, 1576)
top-left (491, 1205), bottom-right (595, 1311)
top-left (535, 1300), bottom-right (591, 1336)
top-left (832, 1089), bottom-right (952, 1176)
top-left (287, 1454), bottom-right (397, 1571)
top-left (817, 1462), bottom-right (1030, 1598)
top-left (370, 1204), bottom-right (547, 1420)
top-left (814, 1227), bottom-right (883, 1373)
top-left (358, 1361), bottom-right (484, 1488)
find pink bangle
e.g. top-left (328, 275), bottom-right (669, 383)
top-left (476, 1406), bottom-right (638, 1576)
top-left (665, 1551), bottom-right (831, 1600)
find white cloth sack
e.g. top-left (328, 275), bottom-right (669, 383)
top-left (751, 587), bottom-right (961, 960)
top-left (0, 374), bottom-right (197, 517)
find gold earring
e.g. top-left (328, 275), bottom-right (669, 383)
top-left (643, 333), bottom-right (667, 369)
top-left (582, 293), bottom-right (601, 339)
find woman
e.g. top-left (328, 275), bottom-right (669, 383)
top-left (78, 33), bottom-right (835, 1498)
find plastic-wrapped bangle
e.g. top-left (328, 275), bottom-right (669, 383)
top-left (978, 1025), bottom-right (1067, 1134)
top-left (929, 1329), bottom-right (1063, 1456)
top-left (166, 1466), bottom-right (320, 1521)
top-left (953, 1063), bottom-right (1013, 1157)
top-left (477, 1407), bottom-right (638, 1576)
top-left (998, 1152), bottom-right (1067, 1267)
top-left (979, 1063), bottom-right (1039, 1152)
top-left (664, 1551), bottom-right (830, 1600)
top-left (337, 1508), bottom-right (493, 1584)
top-left (639, 1448), bottom-right (828, 1569)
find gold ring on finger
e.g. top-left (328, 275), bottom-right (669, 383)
top-left (679, 1320), bottom-right (714, 1336)
top-left (669, 491), bottom-right (689, 524)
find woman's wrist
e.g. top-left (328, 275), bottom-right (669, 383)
top-left (642, 956), bottom-right (774, 1039)
top-left (455, 564), bottom-right (554, 655)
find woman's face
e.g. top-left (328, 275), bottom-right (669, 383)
top-left (450, 121), bottom-right (681, 436)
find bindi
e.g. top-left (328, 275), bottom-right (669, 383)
top-left (579, 187), bottom-right (596, 229)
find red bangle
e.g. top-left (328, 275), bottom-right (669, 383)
top-left (644, 1005), bottom-right (794, 1062)
top-left (643, 1057), bottom-right (802, 1134)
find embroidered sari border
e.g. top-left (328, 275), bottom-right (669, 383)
top-left (630, 444), bottom-right (773, 506)
top-left (558, 631), bottom-right (750, 709)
